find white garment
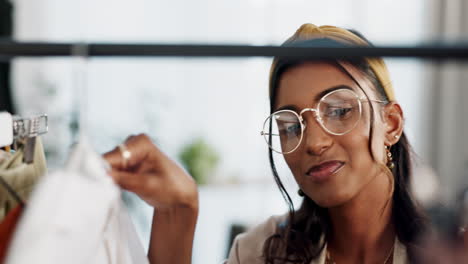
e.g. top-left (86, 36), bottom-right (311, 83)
top-left (6, 142), bottom-right (149, 264)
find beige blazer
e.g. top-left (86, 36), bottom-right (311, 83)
top-left (0, 137), bottom-right (47, 221)
top-left (226, 214), bottom-right (409, 264)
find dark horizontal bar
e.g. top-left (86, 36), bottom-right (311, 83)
top-left (0, 42), bottom-right (468, 60)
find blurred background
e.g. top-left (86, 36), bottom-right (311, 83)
top-left (1, 0), bottom-right (468, 263)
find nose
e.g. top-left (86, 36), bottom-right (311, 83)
top-left (301, 111), bottom-right (333, 156)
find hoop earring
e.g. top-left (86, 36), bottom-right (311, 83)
top-left (298, 189), bottom-right (305, 197)
top-left (385, 145), bottom-right (395, 170)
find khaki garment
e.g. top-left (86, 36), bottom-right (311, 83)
top-left (0, 137), bottom-right (47, 221)
top-left (226, 214), bottom-right (409, 264)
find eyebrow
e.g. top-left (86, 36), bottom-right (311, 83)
top-left (276, 85), bottom-right (354, 112)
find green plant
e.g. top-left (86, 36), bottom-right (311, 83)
top-left (179, 138), bottom-right (219, 185)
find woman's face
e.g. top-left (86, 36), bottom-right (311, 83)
top-left (275, 62), bottom-right (388, 208)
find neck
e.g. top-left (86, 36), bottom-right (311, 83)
top-left (327, 170), bottom-right (395, 263)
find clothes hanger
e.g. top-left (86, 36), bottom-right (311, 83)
top-left (13, 114), bottom-right (49, 164)
top-left (71, 42), bottom-right (89, 142)
top-left (0, 112), bottom-right (48, 149)
top-left (0, 112), bottom-right (48, 205)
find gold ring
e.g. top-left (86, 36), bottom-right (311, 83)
top-left (118, 143), bottom-right (132, 169)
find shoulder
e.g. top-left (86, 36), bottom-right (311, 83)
top-left (225, 213), bottom-right (289, 264)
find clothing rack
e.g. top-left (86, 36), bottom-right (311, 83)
top-left (0, 41), bottom-right (468, 60)
top-left (0, 112), bottom-right (48, 148)
top-left (12, 114), bottom-right (48, 140)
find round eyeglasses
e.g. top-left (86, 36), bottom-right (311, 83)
top-left (261, 88), bottom-right (386, 154)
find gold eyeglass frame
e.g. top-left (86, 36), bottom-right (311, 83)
top-left (261, 88), bottom-right (387, 154)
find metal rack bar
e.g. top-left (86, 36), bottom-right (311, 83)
top-left (0, 42), bottom-right (468, 60)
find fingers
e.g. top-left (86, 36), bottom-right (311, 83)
top-left (103, 134), bottom-right (155, 171)
top-left (109, 169), bottom-right (161, 194)
top-left (103, 147), bottom-right (124, 170)
top-left (109, 170), bottom-right (142, 190)
top-left (102, 133), bottom-right (198, 209)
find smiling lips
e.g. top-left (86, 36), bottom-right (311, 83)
top-left (306, 161), bottom-right (345, 182)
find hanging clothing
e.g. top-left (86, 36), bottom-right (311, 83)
top-left (0, 150), bottom-right (11, 164)
top-left (0, 205), bottom-right (23, 264)
top-left (0, 205), bottom-right (23, 263)
top-left (5, 142), bottom-right (149, 264)
top-left (0, 137), bottom-right (46, 221)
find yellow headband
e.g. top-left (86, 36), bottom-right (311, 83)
top-left (273, 24), bottom-right (396, 101)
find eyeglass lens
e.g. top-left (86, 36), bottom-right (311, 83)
top-left (263, 89), bottom-right (362, 154)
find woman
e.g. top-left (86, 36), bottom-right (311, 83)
top-left (103, 24), bottom-right (452, 264)
top-left (225, 24), bottom-right (428, 264)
